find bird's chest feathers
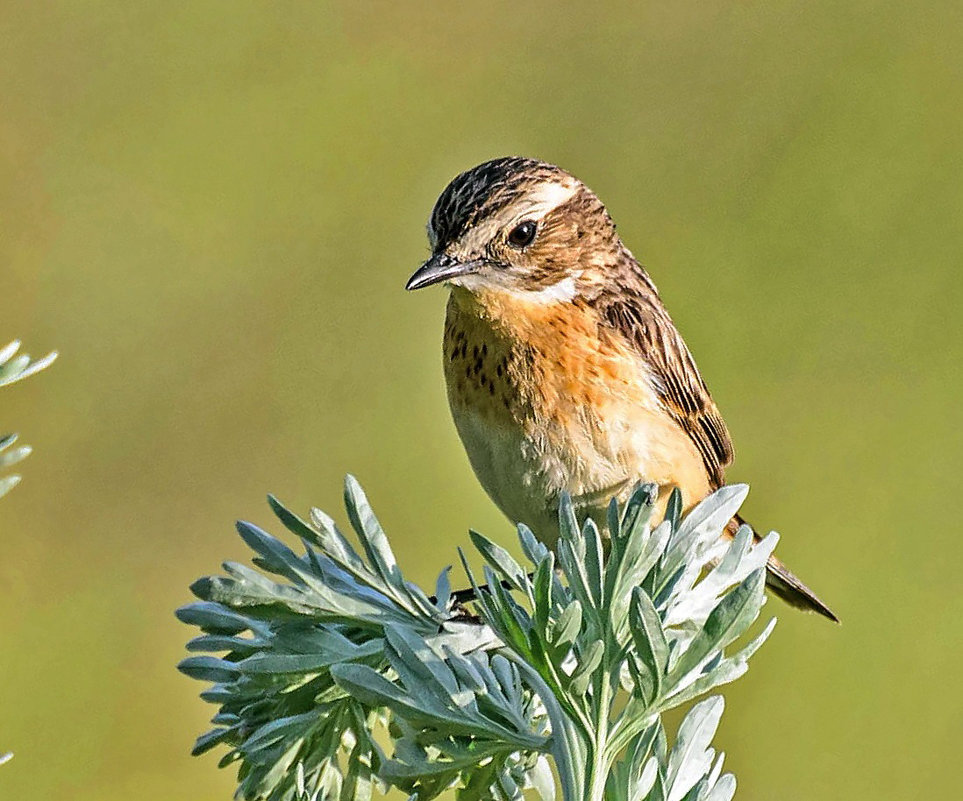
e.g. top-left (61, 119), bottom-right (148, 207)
top-left (442, 289), bottom-right (672, 516)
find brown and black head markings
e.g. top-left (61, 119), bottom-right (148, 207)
top-left (417, 157), bottom-right (629, 299)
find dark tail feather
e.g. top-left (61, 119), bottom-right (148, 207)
top-left (765, 556), bottom-right (839, 623)
top-left (730, 515), bottom-right (839, 623)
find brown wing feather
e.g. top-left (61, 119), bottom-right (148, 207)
top-left (598, 285), bottom-right (734, 487)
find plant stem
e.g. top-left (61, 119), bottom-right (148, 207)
top-left (587, 746), bottom-right (610, 801)
top-left (585, 677), bottom-right (613, 801)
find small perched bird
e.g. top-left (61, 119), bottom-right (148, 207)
top-left (406, 157), bottom-right (837, 621)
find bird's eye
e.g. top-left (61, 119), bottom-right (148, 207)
top-left (507, 220), bottom-right (537, 249)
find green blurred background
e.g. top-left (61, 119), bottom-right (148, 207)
top-left (2, 1), bottom-right (961, 798)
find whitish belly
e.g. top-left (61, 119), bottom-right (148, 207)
top-left (451, 407), bottom-right (564, 541)
top-left (450, 403), bottom-right (649, 544)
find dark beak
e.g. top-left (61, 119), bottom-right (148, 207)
top-left (405, 253), bottom-right (484, 291)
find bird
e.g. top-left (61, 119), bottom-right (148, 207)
top-left (406, 156), bottom-right (837, 622)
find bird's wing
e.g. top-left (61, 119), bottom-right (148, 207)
top-left (598, 287), bottom-right (734, 487)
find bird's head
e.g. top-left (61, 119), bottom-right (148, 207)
top-left (406, 157), bottom-right (625, 302)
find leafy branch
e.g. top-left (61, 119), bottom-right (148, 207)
top-left (179, 477), bottom-right (776, 801)
top-left (1, 340), bottom-right (57, 499)
top-left (2, 338), bottom-right (56, 765)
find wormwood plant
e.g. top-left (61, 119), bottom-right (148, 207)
top-left (0, 340), bottom-right (57, 499)
top-left (2, 338), bottom-right (56, 765)
top-left (179, 478), bottom-right (777, 801)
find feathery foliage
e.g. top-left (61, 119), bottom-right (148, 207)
top-left (179, 478), bottom-right (776, 801)
top-left (0, 340), bottom-right (57, 499)
top-left (2, 338), bottom-right (56, 765)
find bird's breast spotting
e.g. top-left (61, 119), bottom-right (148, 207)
top-left (442, 288), bottom-right (710, 541)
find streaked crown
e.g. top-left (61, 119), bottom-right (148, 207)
top-left (428, 157), bottom-right (570, 249)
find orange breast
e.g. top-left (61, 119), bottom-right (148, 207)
top-left (444, 289), bottom-right (636, 420)
top-left (442, 287), bottom-right (712, 535)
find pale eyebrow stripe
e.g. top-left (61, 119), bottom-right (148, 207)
top-left (514, 180), bottom-right (579, 221)
top-left (442, 177), bottom-right (581, 255)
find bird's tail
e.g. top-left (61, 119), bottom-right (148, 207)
top-left (729, 515), bottom-right (839, 623)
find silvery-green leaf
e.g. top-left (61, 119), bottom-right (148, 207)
top-left (175, 601), bottom-right (259, 634)
top-left (191, 727), bottom-right (235, 757)
top-left (177, 655), bottom-right (240, 683)
top-left (0, 341), bottom-right (57, 386)
top-left (253, 738), bottom-right (304, 797)
top-left (703, 774), bottom-right (736, 801)
top-left (621, 483), bottom-right (659, 538)
top-left (635, 756), bottom-right (659, 800)
top-left (235, 521), bottom-right (314, 584)
top-left (556, 537), bottom-right (598, 623)
top-left (434, 566), bottom-right (452, 610)
top-left (0, 475), bottom-right (22, 499)
top-left (268, 494), bottom-right (326, 549)
top-left (343, 474), bottom-right (401, 588)
top-left (582, 517), bottom-right (605, 607)
top-left (185, 633), bottom-right (260, 655)
top-left (675, 486), bottom-right (748, 550)
top-left (384, 625), bottom-right (458, 698)
top-left (517, 522), bottom-right (550, 565)
top-left (552, 600), bottom-right (582, 650)
top-left (668, 570), bottom-right (765, 685)
top-left (242, 712), bottom-right (317, 754)
top-left (239, 643), bottom-right (380, 675)
top-left (666, 530), bottom-right (777, 628)
top-left (470, 529), bottom-right (527, 590)
top-left (679, 777), bottom-right (709, 801)
top-left (532, 555), bottom-right (555, 633)
top-left (330, 664), bottom-right (416, 715)
top-left (483, 565), bottom-right (532, 654)
top-left (0, 443), bottom-right (30, 468)
top-left (309, 505), bottom-right (368, 573)
top-left (443, 646), bottom-right (487, 693)
top-left (706, 750), bottom-right (725, 789)
top-left (664, 697), bottom-right (724, 801)
top-left (629, 587), bottom-right (668, 704)
top-left (557, 492), bottom-right (580, 543)
top-left (664, 487), bottom-right (683, 530)
top-left (569, 640), bottom-right (604, 696)
top-left (0, 341), bottom-right (19, 365)
top-left (609, 517), bottom-right (670, 646)
top-left (667, 616), bottom-right (776, 709)
top-left (659, 485), bottom-right (748, 590)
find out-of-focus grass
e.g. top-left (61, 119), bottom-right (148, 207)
top-left (0, 2), bottom-right (960, 799)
